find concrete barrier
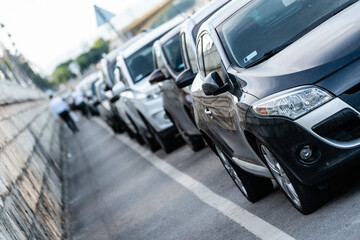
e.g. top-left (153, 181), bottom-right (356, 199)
top-left (0, 80), bottom-right (64, 239)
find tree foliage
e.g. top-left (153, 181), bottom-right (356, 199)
top-left (21, 61), bottom-right (52, 90)
top-left (51, 38), bottom-right (109, 85)
top-left (50, 60), bottom-right (75, 85)
top-left (76, 38), bottom-right (109, 72)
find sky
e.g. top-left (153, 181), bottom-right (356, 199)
top-left (0, 0), bottom-right (155, 76)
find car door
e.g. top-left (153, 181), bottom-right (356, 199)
top-left (159, 35), bottom-right (190, 127)
top-left (96, 81), bottom-right (112, 120)
top-left (192, 32), bottom-right (257, 162)
top-left (153, 41), bottom-right (174, 112)
top-left (114, 66), bottom-right (138, 134)
top-left (119, 62), bottom-right (147, 134)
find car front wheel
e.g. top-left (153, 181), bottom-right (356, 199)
top-left (258, 142), bottom-right (325, 214)
top-left (216, 146), bottom-right (273, 203)
top-left (173, 118), bottom-right (205, 152)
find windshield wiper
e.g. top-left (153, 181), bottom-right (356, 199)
top-left (245, 40), bottom-right (295, 68)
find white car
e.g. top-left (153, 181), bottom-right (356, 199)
top-left (112, 15), bottom-right (188, 153)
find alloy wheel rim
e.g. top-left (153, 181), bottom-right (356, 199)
top-left (216, 146), bottom-right (248, 197)
top-left (260, 145), bottom-right (301, 207)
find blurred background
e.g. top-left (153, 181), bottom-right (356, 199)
top-left (0, 0), bottom-right (209, 90)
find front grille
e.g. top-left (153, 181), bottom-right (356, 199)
top-left (312, 108), bottom-right (360, 142)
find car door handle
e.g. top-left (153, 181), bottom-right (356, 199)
top-left (204, 108), bottom-right (212, 116)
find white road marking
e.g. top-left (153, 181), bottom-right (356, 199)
top-left (93, 118), bottom-right (296, 240)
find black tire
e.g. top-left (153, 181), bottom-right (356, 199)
top-left (154, 132), bottom-right (179, 154)
top-left (142, 131), bottom-right (161, 152)
top-left (173, 118), bottom-right (205, 152)
top-left (145, 120), bottom-right (178, 154)
top-left (112, 124), bottom-right (125, 134)
top-left (138, 112), bottom-right (177, 153)
top-left (110, 115), bottom-right (125, 134)
top-left (124, 125), bottom-right (136, 139)
top-left (216, 146), bottom-right (273, 203)
top-left (257, 140), bottom-right (326, 214)
top-left (127, 116), bottom-right (145, 145)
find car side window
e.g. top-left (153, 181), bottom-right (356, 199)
top-left (202, 33), bottom-right (225, 80)
top-left (180, 33), bottom-right (190, 70)
top-left (118, 67), bottom-right (129, 87)
top-left (153, 42), bottom-right (170, 78)
top-left (98, 83), bottom-right (106, 101)
top-left (185, 33), bottom-right (198, 74)
top-left (196, 36), bottom-right (205, 77)
top-left (163, 34), bottom-right (184, 74)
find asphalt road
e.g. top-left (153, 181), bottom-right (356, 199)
top-left (65, 117), bottom-right (360, 240)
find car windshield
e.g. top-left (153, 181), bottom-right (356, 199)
top-left (219, 0), bottom-right (358, 68)
top-left (125, 41), bottom-right (156, 84)
top-left (163, 34), bottom-right (184, 74)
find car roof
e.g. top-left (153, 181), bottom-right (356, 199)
top-left (180, 0), bottom-right (231, 44)
top-left (76, 72), bottom-right (100, 89)
top-left (104, 32), bottom-right (147, 62)
top-left (190, 0), bottom-right (231, 25)
top-left (198, 0), bottom-right (251, 35)
top-left (120, 14), bottom-right (188, 59)
top-left (158, 24), bottom-right (183, 45)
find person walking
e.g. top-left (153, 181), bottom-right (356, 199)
top-left (49, 95), bottom-right (79, 133)
top-left (71, 88), bottom-right (90, 118)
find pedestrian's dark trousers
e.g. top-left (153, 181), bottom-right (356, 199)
top-left (77, 102), bottom-right (90, 118)
top-left (59, 110), bottom-right (78, 133)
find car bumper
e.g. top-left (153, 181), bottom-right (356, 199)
top-left (245, 97), bottom-right (360, 186)
top-left (141, 97), bottom-right (174, 133)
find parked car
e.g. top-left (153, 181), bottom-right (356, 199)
top-left (149, 0), bottom-right (230, 151)
top-left (75, 72), bottom-right (101, 116)
top-left (113, 15), bottom-right (188, 153)
top-left (94, 77), bottom-right (124, 132)
top-left (101, 33), bottom-right (146, 89)
top-left (191, 0), bottom-right (360, 214)
top-left (99, 34), bottom-right (146, 135)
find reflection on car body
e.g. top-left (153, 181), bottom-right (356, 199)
top-left (191, 0), bottom-right (360, 214)
top-left (148, 0), bottom-right (231, 151)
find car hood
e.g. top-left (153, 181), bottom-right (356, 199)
top-left (236, 1), bottom-right (360, 99)
top-left (131, 76), bottom-right (160, 94)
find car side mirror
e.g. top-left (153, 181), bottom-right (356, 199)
top-left (176, 68), bottom-right (196, 88)
top-left (110, 95), bottom-right (120, 103)
top-left (104, 90), bottom-right (114, 101)
top-left (202, 72), bottom-right (231, 96)
top-left (104, 84), bottom-right (112, 91)
top-left (114, 68), bottom-right (121, 83)
top-left (149, 69), bottom-right (166, 85)
top-left (112, 82), bottom-right (127, 95)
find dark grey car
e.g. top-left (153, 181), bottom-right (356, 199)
top-left (151, 26), bottom-right (205, 151)
top-left (149, 0), bottom-right (230, 151)
top-left (191, 0), bottom-right (360, 214)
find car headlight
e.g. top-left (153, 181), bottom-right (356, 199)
top-left (146, 91), bottom-right (162, 100)
top-left (137, 87), bottom-right (163, 100)
top-left (146, 87), bottom-right (162, 100)
top-left (252, 87), bottom-right (333, 119)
